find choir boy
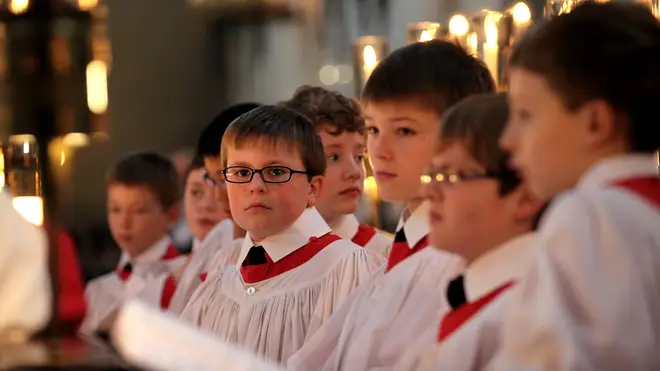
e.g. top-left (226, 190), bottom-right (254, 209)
top-left (167, 103), bottom-right (261, 315)
top-left (395, 94), bottom-right (544, 371)
top-left (180, 105), bottom-right (383, 363)
top-left (281, 85), bottom-right (392, 257)
top-left (288, 40), bottom-right (495, 371)
top-left (81, 152), bottom-right (186, 334)
top-left (486, 2), bottom-right (660, 369)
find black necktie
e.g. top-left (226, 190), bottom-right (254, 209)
top-left (394, 228), bottom-right (407, 243)
top-left (242, 246), bottom-right (268, 266)
top-left (447, 275), bottom-right (467, 310)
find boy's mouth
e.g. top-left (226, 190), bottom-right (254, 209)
top-left (375, 171), bottom-right (397, 180)
top-left (246, 202), bottom-right (270, 211)
top-left (339, 187), bottom-right (361, 197)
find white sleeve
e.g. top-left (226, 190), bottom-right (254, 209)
top-left (487, 190), bottom-right (660, 371)
top-left (0, 193), bottom-right (51, 340)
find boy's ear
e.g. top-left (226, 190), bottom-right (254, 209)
top-left (512, 184), bottom-right (544, 226)
top-left (306, 175), bottom-right (324, 207)
top-left (165, 201), bottom-right (181, 226)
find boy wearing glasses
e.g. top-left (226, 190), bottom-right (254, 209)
top-left (280, 85), bottom-right (392, 257)
top-left (180, 105), bottom-right (382, 363)
top-left (395, 93), bottom-right (544, 371)
top-left (290, 40), bottom-right (494, 371)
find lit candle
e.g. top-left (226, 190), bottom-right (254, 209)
top-left (483, 14), bottom-right (500, 84)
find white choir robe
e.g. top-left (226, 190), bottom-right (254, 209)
top-left (0, 191), bottom-right (51, 340)
top-left (288, 201), bottom-right (465, 371)
top-left (168, 218), bottom-right (236, 315)
top-left (81, 236), bottom-right (187, 334)
top-left (483, 155), bottom-right (660, 371)
top-left (394, 233), bottom-right (537, 371)
top-left (331, 214), bottom-right (392, 259)
top-left (179, 207), bottom-right (385, 364)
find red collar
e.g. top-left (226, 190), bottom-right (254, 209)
top-left (240, 233), bottom-right (341, 284)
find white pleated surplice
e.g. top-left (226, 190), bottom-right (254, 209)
top-left (289, 246), bottom-right (464, 371)
top-left (180, 207), bottom-right (384, 364)
top-left (0, 191), bottom-right (51, 339)
top-left (394, 233), bottom-right (536, 371)
top-left (484, 155), bottom-right (660, 371)
top-left (331, 214), bottom-right (392, 259)
top-left (81, 236), bottom-right (187, 334)
top-left (168, 219), bottom-right (235, 315)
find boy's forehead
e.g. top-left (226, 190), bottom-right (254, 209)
top-left (319, 129), bottom-right (365, 147)
top-left (108, 183), bottom-right (158, 201)
top-left (432, 140), bottom-right (482, 168)
top-left (225, 139), bottom-right (303, 164)
top-left (362, 99), bottom-right (441, 122)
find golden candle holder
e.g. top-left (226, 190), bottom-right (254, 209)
top-left (407, 22), bottom-right (450, 44)
top-left (353, 36), bottom-right (388, 97)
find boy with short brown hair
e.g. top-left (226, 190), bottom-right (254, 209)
top-left (82, 152), bottom-right (186, 334)
top-left (289, 40), bottom-right (495, 371)
top-left (488, 2), bottom-right (660, 369)
top-left (180, 105), bottom-right (382, 364)
top-left (281, 85), bottom-right (391, 257)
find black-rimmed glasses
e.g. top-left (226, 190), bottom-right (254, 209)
top-left (223, 166), bottom-right (309, 184)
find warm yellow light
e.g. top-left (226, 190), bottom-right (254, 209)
top-left (23, 140), bottom-right (30, 154)
top-left (12, 196), bottom-right (44, 226)
top-left (362, 45), bottom-right (379, 80)
top-left (467, 32), bottom-right (478, 55)
top-left (449, 15), bottom-right (470, 37)
top-left (419, 30), bottom-right (433, 42)
top-left (86, 60), bottom-right (108, 114)
top-left (62, 132), bottom-right (90, 148)
top-left (512, 2), bottom-right (531, 24)
top-left (60, 151), bottom-right (66, 166)
top-left (78, 0), bottom-right (98, 10)
top-left (363, 176), bottom-right (378, 201)
top-left (485, 13), bottom-right (500, 46)
top-left (420, 174), bottom-right (431, 184)
top-left (363, 46), bottom-right (378, 69)
top-left (9, 0), bottom-right (29, 14)
top-left (0, 150), bottom-right (4, 190)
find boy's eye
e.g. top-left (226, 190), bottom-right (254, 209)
top-left (267, 167), bottom-right (287, 176)
top-left (327, 154), bottom-right (340, 162)
top-left (236, 169), bottom-right (251, 177)
top-left (366, 126), bottom-right (379, 135)
top-left (396, 127), bottom-right (416, 136)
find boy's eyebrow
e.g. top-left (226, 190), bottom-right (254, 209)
top-left (390, 116), bottom-right (421, 124)
top-left (226, 160), bottom-right (289, 168)
top-left (324, 144), bottom-right (344, 149)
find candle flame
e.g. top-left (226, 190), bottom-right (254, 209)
top-left (449, 15), bottom-right (469, 37)
top-left (9, 0), bottom-right (29, 14)
top-left (512, 2), bottom-right (531, 24)
top-left (86, 60), bottom-right (108, 114)
top-left (363, 45), bottom-right (378, 69)
top-left (419, 30), bottom-right (433, 42)
top-left (485, 14), bottom-right (500, 46)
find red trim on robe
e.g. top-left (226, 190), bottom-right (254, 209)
top-left (613, 176), bottom-right (660, 208)
top-left (437, 280), bottom-right (515, 343)
top-left (115, 242), bottom-right (183, 282)
top-left (55, 229), bottom-right (87, 330)
top-left (240, 233), bottom-right (341, 284)
top-left (200, 272), bottom-right (208, 282)
top-left (351, 224), bottom-right (378, 247)
top-left (385, 236), bottom-right (429, 272)
top-left (160, 275), bottom-right (177, 309)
